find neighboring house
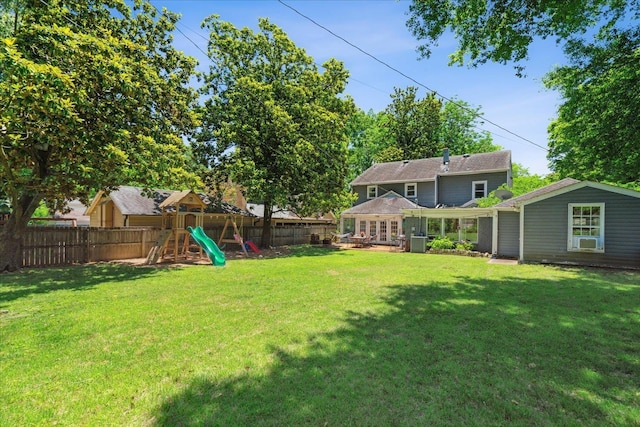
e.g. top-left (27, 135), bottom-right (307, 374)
top-left (85, 186), bottom-right (253, 228)
top-left (343, 149), bottom-right (512, 244)
top-left (246, 203), bottom-right (336, 227)
top-left (403, 178), bottom-right (640, 269)
top-left (53, 200), bottom-right (91, 227)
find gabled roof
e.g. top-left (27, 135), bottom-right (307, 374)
top-left (85, 186), bottom-right (253, 217)
top-left (494, 178), bottom-right (640, 209)
top-left (518, 180), bottom-right (640, 207)
top-left (159, 190), bottom-right (206, 209)
top-left (342, 191), bottom-right (419, 215)
top-left (350, 150), bottom-right (511, 186)
top-left (493, 178), bottom-right (580, 208)
top-left (246, 203), bottom-right (335, 222)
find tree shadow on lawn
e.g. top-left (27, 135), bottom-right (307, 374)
top-left (0, 263), bottom-right (168, 308)
top-left (153, 269), bottom-right (640, 426)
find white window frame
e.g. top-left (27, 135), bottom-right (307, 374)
top-left (472, 180), bottom-right (487, 199)
top-left (367, 185), bottom-right (378, 199)
top-left (567, 203), bottom-right (605, 253)
top-left (405, 182), bottom-right (417, 198)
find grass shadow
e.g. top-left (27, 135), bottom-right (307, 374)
top-left (153, 269), bottom-right (640, 425)
top-left (0, 263), bottom-right (167, 308)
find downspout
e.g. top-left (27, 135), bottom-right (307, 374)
top-left (434, 175), bottom-right (439, 207)
top-left (519, 206), bottom-right (524, 263)
top-left (491, 208), bottom-right (498, 257)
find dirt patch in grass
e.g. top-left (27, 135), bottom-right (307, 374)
top-left (108, 245), bottom-right (300, 268)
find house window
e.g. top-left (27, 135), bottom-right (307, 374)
top-left (472, 181), bottom-right (487, 199)
top-left (370, 221), bottom-right (376, 237)
top-left (405, 183), bottom-right (417, 198)
top-left (359, 220), bottom-right (367, 235)
top-left (342, 218), bottom-right (355, 234)
top-left (367, 185), bottom-right (378, 199)
top-left (568, 203), bottom-right (604, 252)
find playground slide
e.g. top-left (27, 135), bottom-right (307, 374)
top-left (245, 240), bottom-right (260, 253)
top-left (187, 226), bottom-right (226, 267)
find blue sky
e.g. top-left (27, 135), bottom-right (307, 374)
top-left (154, 0), bottom-right (567, 175)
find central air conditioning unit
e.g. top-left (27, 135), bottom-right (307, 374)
top-left (577, 236), bottom-right (598, 249)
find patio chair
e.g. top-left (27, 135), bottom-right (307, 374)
top-left (364, 235), bottom-right (377, 248)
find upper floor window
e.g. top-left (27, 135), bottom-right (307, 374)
top-left (472, 180), bottom-right (487, 199)
top-left (568, 203), bottom-right (604, 252)
top-left (405, 183), bottom-right (417, 198)
top-left (367, 185), bottom-right (378, 199)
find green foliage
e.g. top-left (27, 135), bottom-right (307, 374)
top-left (1, 252), bottom-right (639, 425)
top-left (406, 0), bottom-right (637, 74)
top-left (439, 98), bottom-right (501, 155)
top-left (544, 29), bottom-right (640, 186)
top-left (350, 88), bottom-right (499, 170)
top-left (428, 236), bottom-right (454, 250)
top-left (384, 86), bottom-right (442, 160)
top-left (0, 0), bottom-right (201, 271)
top-left (477, 163), bottom-right (553, 207)
top-left (455, 241), bottom-right (474, 251)
top-left (345, 109), bottom-right (391, 180)
top-left (195, 17), bottom-right (356, 245)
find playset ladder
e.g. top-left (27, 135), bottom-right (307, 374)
top-left (146, 230), bottom-right (172, 264)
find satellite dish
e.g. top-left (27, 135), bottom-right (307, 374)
top-left (495, 189), bottom-right (513, 200)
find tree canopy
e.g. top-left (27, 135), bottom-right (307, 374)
top-left (477, 164), bottom-right (555, 207)
top-left (544, 29), bottom-right (640, 185)
top-left (0, 0), bottom-right (200, 271)
top-left (194, 17), bottom-right (355, 247)
top-left (347, 87), bottom-right (500, 172)
top-left (406, 0), bottom-right (638, 73)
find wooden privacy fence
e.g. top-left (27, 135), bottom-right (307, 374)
top-left (21, 227), bottom-right (160, 268)
top-left (20, 224), bottom-right (335, 268)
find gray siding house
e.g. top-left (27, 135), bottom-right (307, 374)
top-left (509, 180), bottom-right (640, 268)
top-left (404, 178), bottom-right (640, 269)
top-left (342, 150), bottom-right (512, 244)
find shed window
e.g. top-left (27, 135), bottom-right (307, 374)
top-left (568, 203), bottom-right (604, 252)
top-left (405, 183), bottom-right (417, 198)
top-left (367, 185), bottom-right (378, 199)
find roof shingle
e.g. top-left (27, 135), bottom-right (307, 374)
top-left (350, 150), bottom-right (511, 186)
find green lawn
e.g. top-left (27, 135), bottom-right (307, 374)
top-left (1, 247), bottom-right (639, 426)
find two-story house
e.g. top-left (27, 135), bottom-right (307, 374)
top-left (340, 149), bottom-right (512, 245)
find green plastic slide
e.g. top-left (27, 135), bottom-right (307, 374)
top-left (187, 226), bottom-right (226, 266)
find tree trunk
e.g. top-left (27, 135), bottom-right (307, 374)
top-left (260, 200), bottom-right (273, 249)
top-left (0, 192), bottom-right (42, 272)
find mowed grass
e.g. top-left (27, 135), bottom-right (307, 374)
top-left (1, 247), bottom-right (639, 426)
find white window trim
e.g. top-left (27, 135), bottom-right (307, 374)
top-left (405, 182), bottom-right (417, 198)
top-left (367, 185), bottom-right (378, 199)
top-left (472, 180), bottom-right (488, 199)
top-left (567, 203), bottom-right (605, 253)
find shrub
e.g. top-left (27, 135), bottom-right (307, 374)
top-left (455, 241), bottom-right (474, 251)
top-left (428, 236), bottom-right (454, 250)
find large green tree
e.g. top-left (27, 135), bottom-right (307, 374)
top-left (544, 29), bottom-right (640, 185)
top-left (345, 109), bottom-right (391, 181)
top-left (381, 86), bottom-right (442, 161)
top-left (0, 0), bottom-right (200, 271)
top-left (438, 98), bottom-right (501, 155)
top-left (370, 87), bottom-right (499, 164)
top-left (406, 0), bottom-right (637, 73)
top-left (195, 17), bottom-right (355, 248)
